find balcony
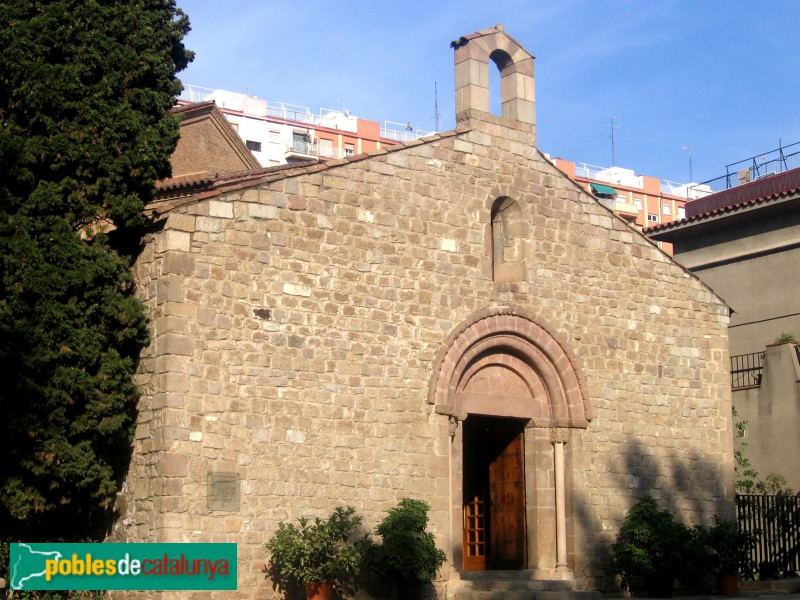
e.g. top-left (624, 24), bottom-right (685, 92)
top-left (730, 351), bottom-right (765, 389)
top-left (597, 196), bottom-right (638, 216)
top-left (284, 141), bottom-right (344, 162)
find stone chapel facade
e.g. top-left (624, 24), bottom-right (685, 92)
top-left (116, 26), bottom-right (735, 598)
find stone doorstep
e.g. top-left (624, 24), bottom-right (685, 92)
top-left (456, 590), bottom-right (602, 600)
top-left (740, 579), bottom-right (800, 593)
top-left (459, 571), bottom-right (575, 585)
top-left (456, 572), bottom-right (602, 600)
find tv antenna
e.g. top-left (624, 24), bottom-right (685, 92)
top-left (433, 82), bottom-right (441, 131)
top-left (604, 116), bottom-right (621, 165)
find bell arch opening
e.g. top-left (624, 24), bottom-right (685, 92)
top-left (452, 25), bottom-right (536, 129)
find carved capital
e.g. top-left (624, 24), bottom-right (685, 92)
top-left (550, 427), bottom-right (569, 445)
top-left (449, 416), bottom-right (459, 439)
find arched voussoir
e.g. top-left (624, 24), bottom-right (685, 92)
top-left (429, 306), bottom-right (591, 428)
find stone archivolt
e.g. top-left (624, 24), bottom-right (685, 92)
top-left (430, 309), bottom-right (590, 429)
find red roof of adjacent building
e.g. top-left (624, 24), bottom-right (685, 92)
top-left (646, 167), bottom-right (800, 234)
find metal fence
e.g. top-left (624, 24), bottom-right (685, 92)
top-left (691, 141), bottom-right (800, 195)
top-left (730, 352), bottom-right (765, 389)
top-left (737, 494), bottom-right (800, 577)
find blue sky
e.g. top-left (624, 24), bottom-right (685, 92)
top-left (177, 0), bottom-right (800, 185)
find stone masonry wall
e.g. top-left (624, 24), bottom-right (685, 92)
top-left (117, 112), bottom-right (734, 598)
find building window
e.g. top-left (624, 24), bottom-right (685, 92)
top-left (320, 138), bottom-right (333, 157)
top-left (647, 213), bottom-right (659, 223)
top-left (634, 199), bottom-right (643, 210)
top-left (246, 140), bottom-right (262, 152)
top-left (344, 143), bottom-right (355, 157)
top-left (678, 207), bottom-right (686, 219)
top-left (269, 130), bottom-right (280, 144)
top-left (662, 204), bottom-right (671, 215)
top-left (292, 132), bottom-right (308, 153)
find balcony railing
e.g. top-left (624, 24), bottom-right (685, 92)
top-left (380, 121), bottom-right (436, 142)
top-left (730, 351), bottom-right (765, 389)
top-left (285, 141), bottom-right (344, 160)
top-left (268, 103), bottom-right (315, 124)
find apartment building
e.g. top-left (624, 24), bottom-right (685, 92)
top-left (178, 85), bottom-right (434, 168)
top-left (554, 158), bottom-right (713, 254)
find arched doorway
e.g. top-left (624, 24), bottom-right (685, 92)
top-left (463, 415), bottom-right (527, 570)
top-left (429, 309), bottom-right (590, 575)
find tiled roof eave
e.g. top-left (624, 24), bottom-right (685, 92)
top-left (645, 187), bottom-right (800, 235)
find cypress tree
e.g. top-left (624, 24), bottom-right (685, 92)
top-left (0, 0), bottom-right (192, 540)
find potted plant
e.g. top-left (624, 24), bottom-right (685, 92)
top-left (265, 506), bottom-right (369, 600)
top-left (678, 524), bottom-right (716, 594)
top-left (366, 498), bottom-right (447, 600)
top-left (706, 515), bottom-right (755, 596)
top-left (612, 495), bottom-right (692, 597)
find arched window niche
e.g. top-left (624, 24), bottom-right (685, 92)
top-left (491, 197), bottom-right (527, 283)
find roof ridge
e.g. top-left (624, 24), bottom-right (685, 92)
top-left (154, 127), bottom-right (470, 201)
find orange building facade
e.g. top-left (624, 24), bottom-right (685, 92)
top-left (554, 158), bottom-right (695, 254)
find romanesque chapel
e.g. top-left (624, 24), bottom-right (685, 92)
top-left (117, 26), bottom-right (735, 598)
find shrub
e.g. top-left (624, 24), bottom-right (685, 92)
top-left (773, 332), bottom-right (798, 343)
top-left (612, 495), bottom-right (692, 595)
top-left (369, 498), bottom-right (447, 584)
top-left (705, 515), bottom-right (755, 576)
top-left (265, 506), bottom-right (369, 597)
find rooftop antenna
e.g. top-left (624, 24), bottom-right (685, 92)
top-left (433, 82), bottom-right (441, 132)
top-left (604, 116), bottom-right (621, 165)
top-left (681, 145), bottom-right (693, 182)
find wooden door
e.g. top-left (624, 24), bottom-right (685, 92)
top-left (463, 417), bottom-right (526, 570)
top-left (489, 431), bottom-right (526, 569)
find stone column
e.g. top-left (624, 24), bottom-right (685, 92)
top-left (552, 429), bottom-right (572, 578)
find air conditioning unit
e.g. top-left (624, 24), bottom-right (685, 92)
top-left (755, 171), bottom-right (778, 181)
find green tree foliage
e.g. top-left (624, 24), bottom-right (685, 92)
top-left (0, 0), bottom-right (192, 540)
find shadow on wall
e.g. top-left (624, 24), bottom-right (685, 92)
top-left (572, 436), bottom-right (732, 591)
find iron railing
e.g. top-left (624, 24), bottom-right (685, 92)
top-left (737, 494), bottom-right (800, 577)
top-left (380, 121), bottom-right (436, 142)
top-left (691, 141), bottom-right (800, 196)
top-left (285, 141), bottom-right (344, 160)
top-left (730, 352), bottom-right (765, 389)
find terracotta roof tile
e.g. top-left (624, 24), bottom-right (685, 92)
top-left (153, 128), bottom-right (467, 212)
top-left (645, 187), bottom-right (799, 235)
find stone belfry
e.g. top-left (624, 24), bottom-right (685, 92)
top-left (451, 24), bottom-right (536, 138)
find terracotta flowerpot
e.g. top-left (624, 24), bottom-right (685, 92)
top-left (717, 573), bottom-right (739, 597)
top-left (306, 580), bottom-right (334, 600)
